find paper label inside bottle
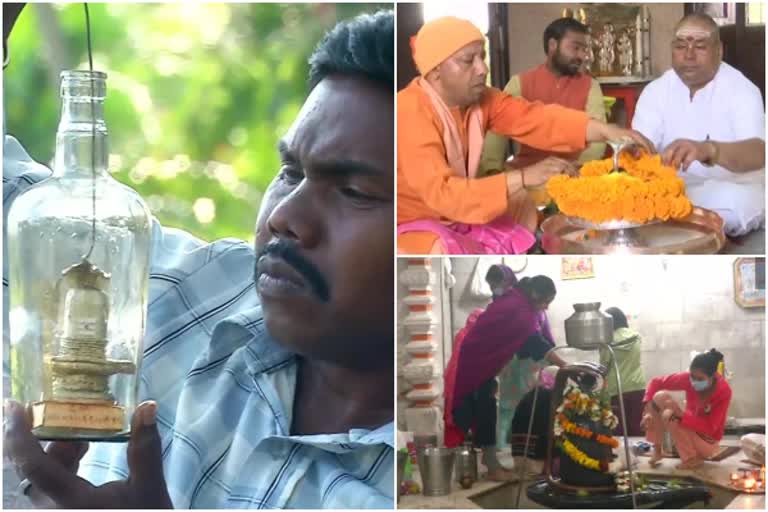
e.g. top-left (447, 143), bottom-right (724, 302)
top-left (32, 401), bottom-right (124, 431)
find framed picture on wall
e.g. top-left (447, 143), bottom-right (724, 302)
top-left (733, 257), bottom-right (765, 308)
top-left (561, 257), bottom-right (594, 280)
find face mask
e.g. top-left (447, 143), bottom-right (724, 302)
top-left (690, 377), bottom-right (710, 392)
top-left (491, 287), bottom-right (505, 298)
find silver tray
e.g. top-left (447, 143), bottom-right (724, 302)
top-left (541, 207), bottom-right (725, 254)
top-left (563, 216), bottom-right (661, 231)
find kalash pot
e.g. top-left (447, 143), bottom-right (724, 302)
top-left (564, 303), bottom-right (614, 349)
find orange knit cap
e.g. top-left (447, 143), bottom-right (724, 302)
top-left (410, 16), bottom-right (485, 76)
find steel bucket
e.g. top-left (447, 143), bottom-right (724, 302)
top-left (454, 444), bottom-right (478, 488)
top-left (414, 433), bottom-right (438, 453)
top-left (417, 447), bottom-right (455, 496)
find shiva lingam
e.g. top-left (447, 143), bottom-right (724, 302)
top-left (544, 362), bottom-right (617, 492)
top-left (517, 305), bottom-right (716, 508)
top-left (50, 261), bottom-right (135, 401)
top-left (515, 304), bottom-right (640, 507)
top-left (523, 361), bottom-right (713, 508)
top-left (541, 136), bottom-right (726, 254)
top-left (564, 139), bottom-right (657, 248)
top-left (33, 260), bottom-right (135, 435)
top-left (729, 466), bottom-right (766, 493)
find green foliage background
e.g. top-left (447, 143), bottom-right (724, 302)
top-left (5, 3), bottom-right (390, 242)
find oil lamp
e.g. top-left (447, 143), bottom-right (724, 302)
top-left (7, 67), bottom-right (151, 441)
top-left (728, 467), bottom-right (765, 493)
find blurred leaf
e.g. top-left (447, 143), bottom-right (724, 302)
top-left (5, 2), bottom-right (390, 242)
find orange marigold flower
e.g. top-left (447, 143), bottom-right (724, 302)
top-left (545, 152), bottom-right (692, 224)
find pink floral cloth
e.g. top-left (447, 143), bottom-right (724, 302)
top-left (396, 217), bottom-right (536, 255)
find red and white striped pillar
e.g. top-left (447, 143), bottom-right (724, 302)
top-left (399, 258), bottom-right (443, 438)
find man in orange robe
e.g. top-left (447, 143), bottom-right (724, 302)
top-left (397, 17), bottom-right (653, 254)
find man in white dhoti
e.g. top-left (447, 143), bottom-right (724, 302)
top-left (633, 13), bottom-right (765, 236)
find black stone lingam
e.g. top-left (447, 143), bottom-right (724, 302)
top-left (559, 416), bottom-right (615, 488)
top-left (542, 362), bottom-right (617, 493)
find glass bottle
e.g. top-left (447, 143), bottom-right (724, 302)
top-left (7, 70), bottom-right (151, 441)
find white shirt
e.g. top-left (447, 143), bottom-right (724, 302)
top-left (633, 62), bottom-right (765, 183)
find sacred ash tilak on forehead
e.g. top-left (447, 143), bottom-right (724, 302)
top-left (675, 25), bottom-right (714, 41)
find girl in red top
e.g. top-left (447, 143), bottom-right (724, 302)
top-left (641, 349), bottom-right (731, 469)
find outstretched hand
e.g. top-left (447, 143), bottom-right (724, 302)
top-left (660, 139), bottom-right (714, 171)
top-left (4, 400), bottom-right (172, 509)
top-left (586, 120), bottom-right (656, 156)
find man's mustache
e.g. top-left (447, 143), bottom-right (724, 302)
top-left (254, 239), bottom-right (330, 302)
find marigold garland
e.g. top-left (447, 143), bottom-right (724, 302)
top-left (546, 153), bottom-right (693, 224)
top-left (555, 379), bottom-right (617, 474)
top-left (558, 413), bottom-right (619, 448)
top-left (560, 438), bottom-right (608, 472)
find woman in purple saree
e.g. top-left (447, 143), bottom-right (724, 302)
top-left (445, 273), bottom-right (566, 480)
